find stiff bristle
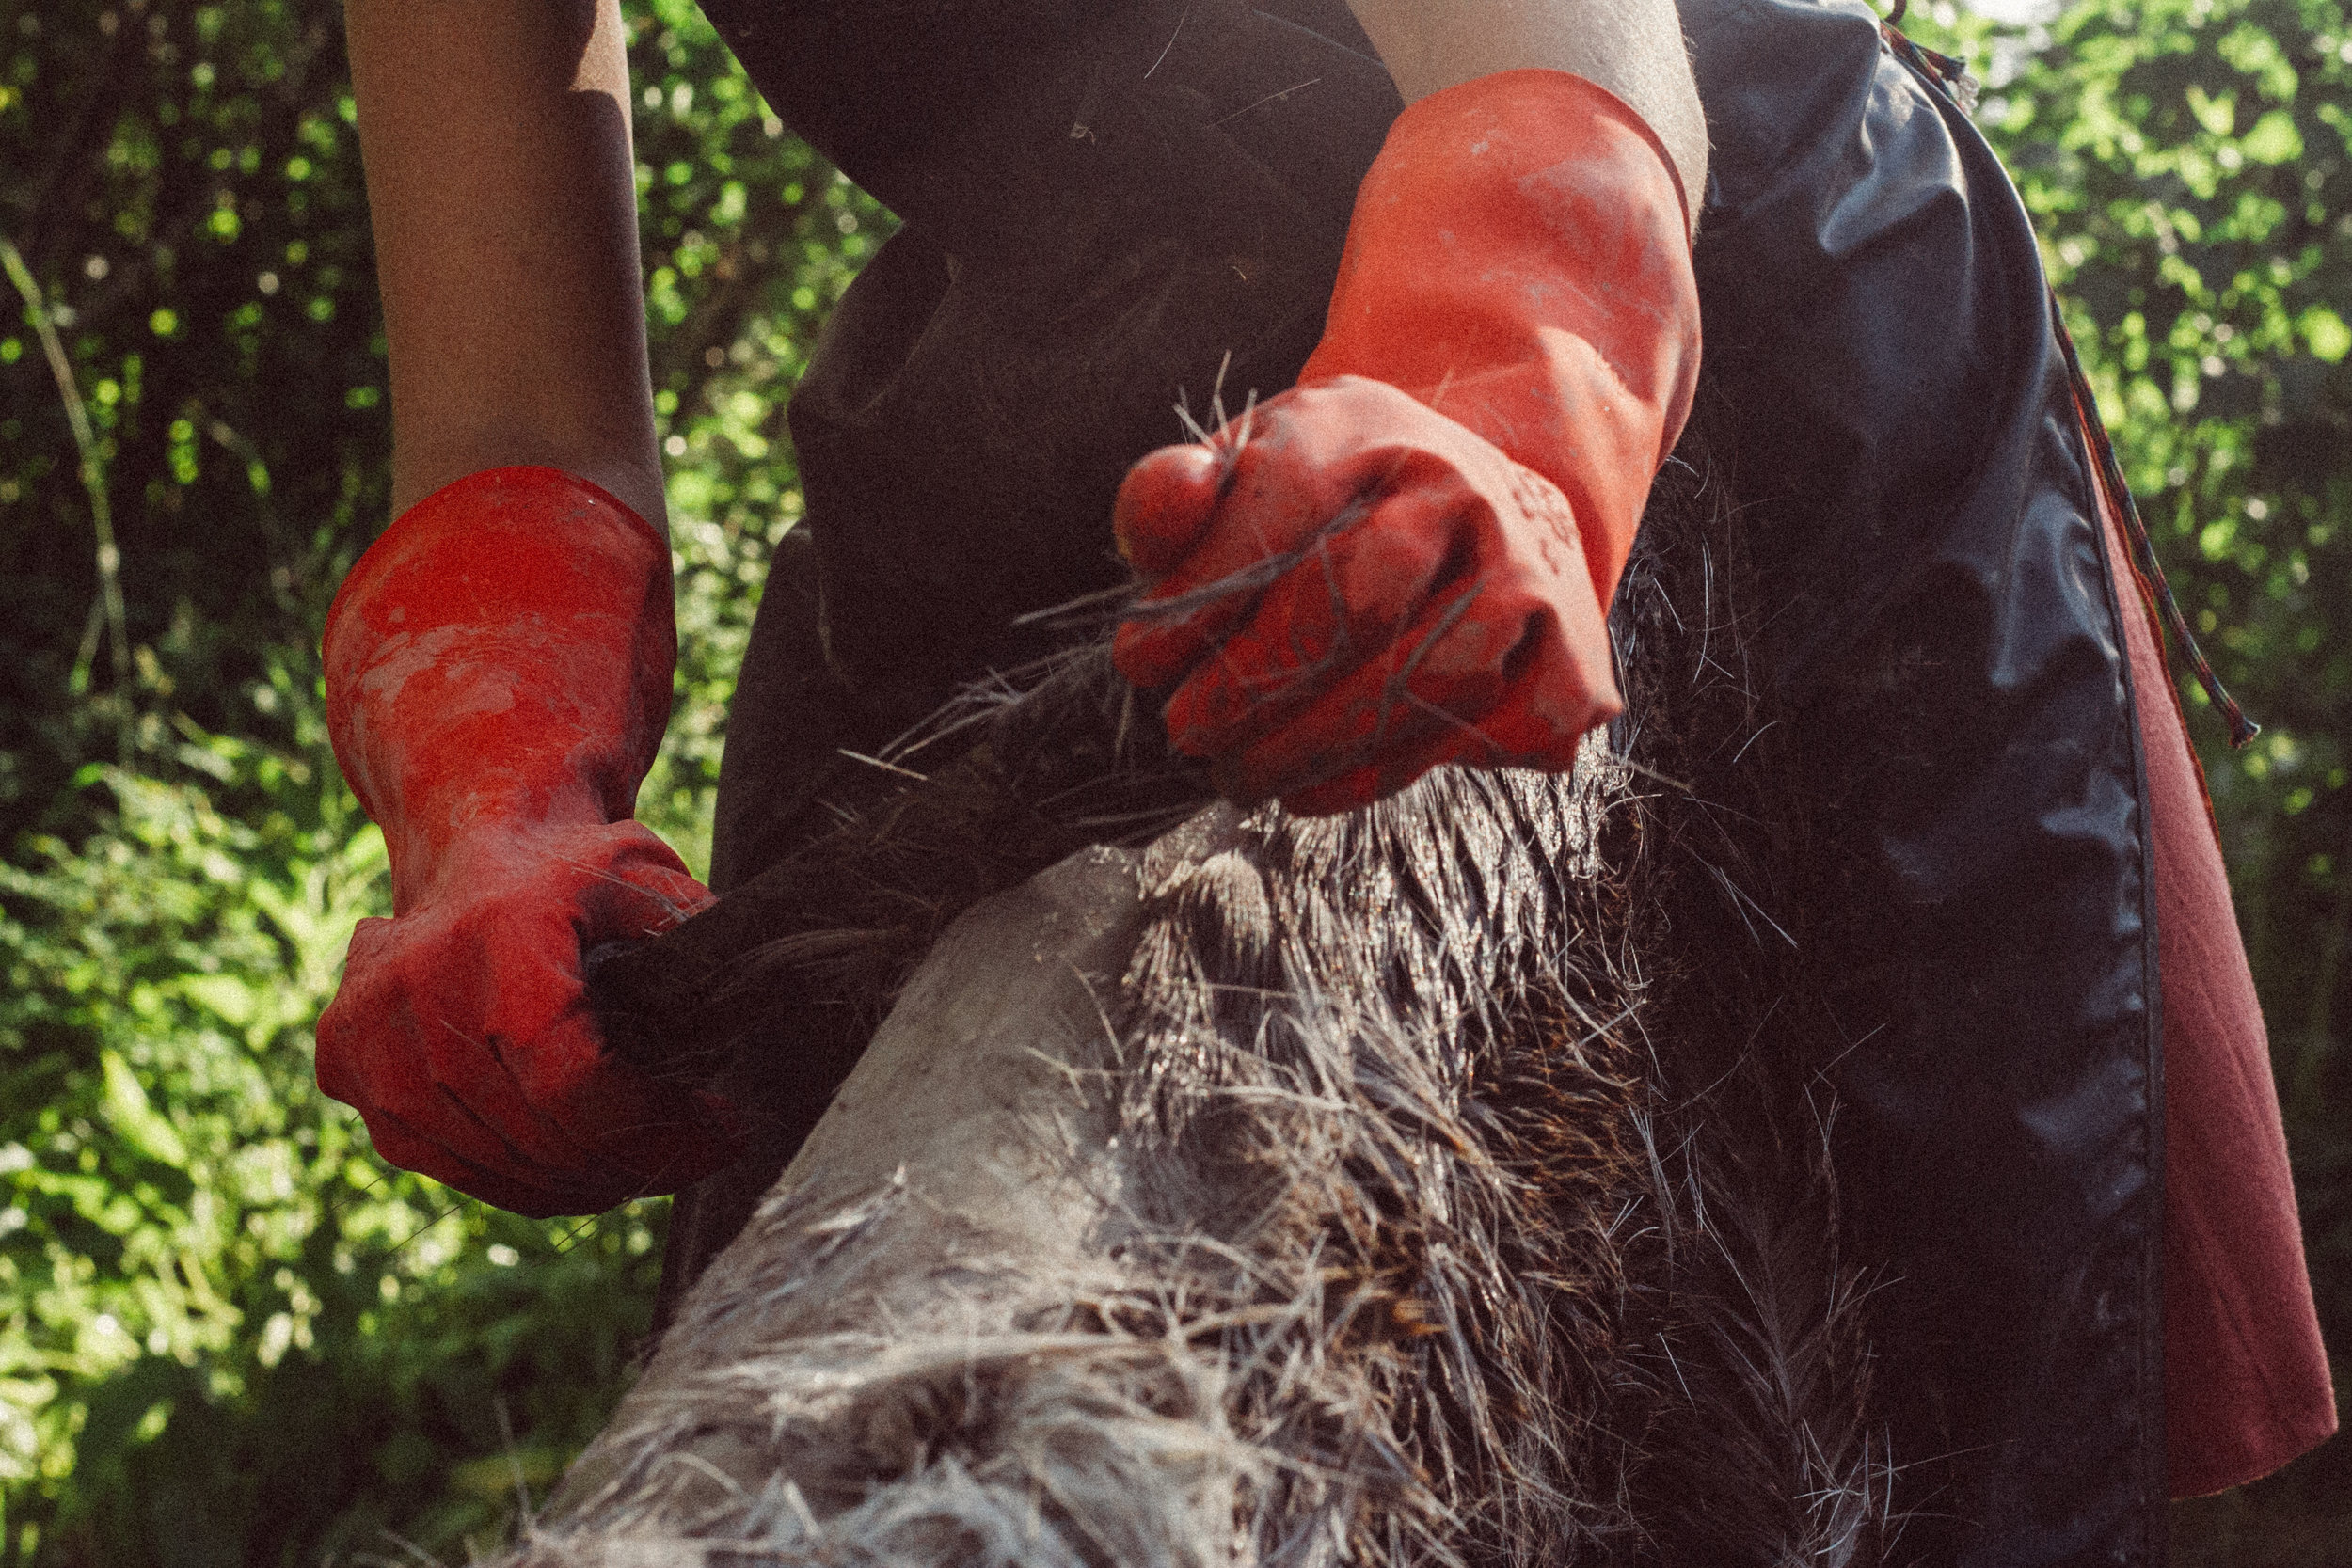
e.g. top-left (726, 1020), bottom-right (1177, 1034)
top-left (500, 414), bottom-right (1900, 1567)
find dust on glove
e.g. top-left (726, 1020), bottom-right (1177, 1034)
top-left (317, 467), bottom-right (740, 1217)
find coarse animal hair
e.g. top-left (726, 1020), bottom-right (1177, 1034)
top-left (495, 412), bottom-right (1905, 1568)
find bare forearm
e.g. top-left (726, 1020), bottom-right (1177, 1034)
top-left (1343, 0), bottom-right (1706, 223)
top-left (344, 0), bottom-right (664, 526)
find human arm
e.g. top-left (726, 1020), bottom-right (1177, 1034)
top-left (344, 0), bottom-right (663, 525)
top-left (320, 1), bottom-right (739, 1215)
top-left (1343, 0), bottom-right (1706, 225)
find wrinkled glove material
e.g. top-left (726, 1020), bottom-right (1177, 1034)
top-left (319, 467), bottom-right (739, 1217)
top-left (1112, 70), bottom-right (1699, 813)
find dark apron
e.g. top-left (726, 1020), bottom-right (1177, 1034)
top-left (674, 2), bottom-right (2168, 1560)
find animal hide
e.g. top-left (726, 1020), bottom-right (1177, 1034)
top-left (502, 423), bottom-right (1902, 1567)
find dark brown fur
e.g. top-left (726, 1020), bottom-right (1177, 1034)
top-left (527, 417), bottom-right (1901, 1566)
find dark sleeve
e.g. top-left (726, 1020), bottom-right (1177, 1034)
top-left (695, 0), bottom-right (1387, 237)
top-left (699, 0), bottom-right (1402, 719)
top-left (688, 0), bottom-right (1084, 216)
top-left (1679, 1), bottom-right (2169, 1559)
top-left (1688, 0), bottom-right (2048, 692)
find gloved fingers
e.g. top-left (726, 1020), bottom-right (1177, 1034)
top-left (1114, 390), bottom-right (1452, 690)
top-left (318, 857), bottom-right (739, 1212)
top-left (1115, 582), bottom-right (1252, 699)
top-left (315, 927), bottom-right (596, 1187)
top-left (1110, 442), bottom-right (1260, 690)
top-left (1207, 590), bottom-right (1515, 806)
top-left (417, 1006), bottom-right (607, 1172)
top-left (564, 822), bottom-right (717, 942)
top-left (415, 929), bottom-right (735, 1196)
top-left (1113, 442), bottom-right (1229, 577)
top-left (1114, 509), bottom-right (1334, 697)
top-left (1463, 611), bottom-right (1625, 763)
top-left (375, 1038), bottom-right (734, 1213)
top-left (1116, 442), bottom-right (1461, 695)
top-left (1279, 765), bottom-right (1386, 818)
top-left (356, 1101), bottom-right (596, 1219)
top-left (528, 838), bottom-right (744, 1186)
top-left (1144, 385), bottom-right (1399, 592)
top-left (342, 1007), bottom-right (732, 1216)
top-left (1157, 479), bottom-right (1479, 757)
top-left (532, 1048), bottom-right (744, 1197)
top-left (1215, 573), bottom-right (1619, 808)
top-left (1274, 632), bottom-right (1622, 817)
top-left (448, 820), bottom-right (724, 1176)
top-left (415, 885), bottom-right (643, 1179)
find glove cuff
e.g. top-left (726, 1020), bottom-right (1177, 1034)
top-left (324, 467), bottom-right (677, 909)
top-left (1300, 68), bottom-right (1702, 609)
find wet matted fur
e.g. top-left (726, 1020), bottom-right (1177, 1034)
top-left (501, 424), bottom-right (1900, 1568)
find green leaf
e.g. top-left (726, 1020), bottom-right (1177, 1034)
top-left (2239, 109), bottom-right (2302, 165)
top-left (100, 1051), bottom-right (189, 1169)
top-left (179, 974), bottom-right (259, 1029)
top-left (2302, 305), bottom-right (2351, 364)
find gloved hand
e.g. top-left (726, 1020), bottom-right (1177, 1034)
top-left (316, 467), bottom-right (742, 1217)
top-left (1113, 70), bottom-right (1700, 815)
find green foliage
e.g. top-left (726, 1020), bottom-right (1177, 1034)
top-left (0, 698), bottom-right (667, 1567)
top-left (0, 0), bottom-right (2341, 1562)
top-left (0, 0), bottom-right (383, 836)
top-left (0, 0), bottom-right (887, 1562)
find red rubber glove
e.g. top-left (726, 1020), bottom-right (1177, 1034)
top-left (317, 467), bottom-right (742, 1217)
top-left (1113, 70), bottom-right (1700, 815)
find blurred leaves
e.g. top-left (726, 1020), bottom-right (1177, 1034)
top-left (0, 709), bottom-right (671, 1567)
top-left (0, 0), bottom-right (885, 1563)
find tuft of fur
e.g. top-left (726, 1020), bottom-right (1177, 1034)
top-left (497, 422), bottom-right (1902, 1567)
top-left (1608, 436), bottom-right (1899, 1568)
top-left (588, 641), bottom-right (1209, 1117)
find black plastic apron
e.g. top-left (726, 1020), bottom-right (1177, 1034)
top-left (679, 3), bottom-right (2168, 1559)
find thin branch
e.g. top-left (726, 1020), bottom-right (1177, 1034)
top-left (3, 230), bottom-right (131, 761)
